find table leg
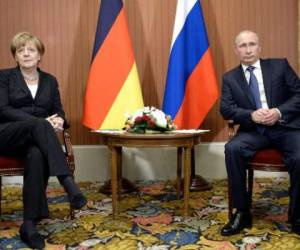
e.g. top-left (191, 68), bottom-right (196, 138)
top-left (117, 147), bottom-right (122, 199)
top-left (177, 147), bottom-right (183, 199)
top-left (99, 146), bottom-right (136, 195)
top-left (183, 147), bottom-right (191, 216)
top-left (110, 146), bottom-right (118, 219)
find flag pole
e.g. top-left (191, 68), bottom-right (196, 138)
top-left (163, 0), bottom-right (218, 191)
top-left (83, 0), bottom-right (144, 194)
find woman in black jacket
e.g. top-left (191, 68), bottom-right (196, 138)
top-left (0, 32), bottom-right (87, 249)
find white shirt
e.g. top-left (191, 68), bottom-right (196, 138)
top-left (27, 84), bottom-right (38, 99)
top-left (241, 60), bottom-right (269, 109)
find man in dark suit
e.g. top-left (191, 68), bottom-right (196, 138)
top-left (220, 30), bottom-right (300, 236)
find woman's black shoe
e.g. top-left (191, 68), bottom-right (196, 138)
top-left (19, 224), bottom-right (45, 249)
top-left (221, 211), bottom-right (252, 236)
top-left (292, 219), bottom-right (300, 235)
top-left (70, 193), bottom-right (87, 209)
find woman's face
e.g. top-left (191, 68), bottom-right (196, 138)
top-left (15, 40), bottom-right (41, 70)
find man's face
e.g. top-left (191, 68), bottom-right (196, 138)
top-left (234, 32), bottom-right (261, 65)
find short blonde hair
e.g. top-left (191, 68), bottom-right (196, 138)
top-left (10, 32), bottom-right (45, 56)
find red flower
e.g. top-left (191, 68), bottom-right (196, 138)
top-left (142, 114), bottom-right (151, 122)
top-left (147, 120), bottom-right (156, 129)
top-left (134, 116), bottom-right (143, 123)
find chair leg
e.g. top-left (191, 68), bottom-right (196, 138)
top-left (247, 168), bottom-right (254, 209)
top-left (0, 176), bottom-right (2, 216)
top-left (69, 175), bottom-right (75, 219)
top-left (228, 178), bottom-right (233, 220)
top-left (70, 204), bottom-right (75, 219)
top-left (176, 147), bottom-right (183, 199)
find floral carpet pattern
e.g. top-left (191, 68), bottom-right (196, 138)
top-left (1, 178), bottom-right (300, 249)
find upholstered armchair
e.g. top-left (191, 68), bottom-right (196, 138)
top-left (0, 128), bottom-right (75, 219)
top-left (227, 120), bottom-right (287, 219)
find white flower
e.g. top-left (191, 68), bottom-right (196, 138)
top-left (151, 109), bottom-right (167, 128)
top-left (124, 106), bottom-right (175, 132)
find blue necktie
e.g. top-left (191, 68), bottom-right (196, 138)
top-left (247, 66), bottom-right (265, 134)
top-left (247, 66), bottom-right (262, 109)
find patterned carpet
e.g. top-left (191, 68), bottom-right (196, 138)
top-left (1, 178), bottom-right (300, 249)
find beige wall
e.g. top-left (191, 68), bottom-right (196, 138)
top-left (0, 0), bottom-right (298, 144)
top-left (3, 143), bottom-right (288, 184)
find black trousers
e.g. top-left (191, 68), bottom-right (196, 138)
top-left (0, 119), bottom-right (70, 220)
top-left (224, 125), bottom-right (300, 221)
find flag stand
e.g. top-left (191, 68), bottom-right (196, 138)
top-left (99, 178), bottom-right (137, 194)
top-left (189, 148), bottom-right (212, 191)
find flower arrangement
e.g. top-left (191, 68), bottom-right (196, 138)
top-left (124, 106), bottom-right (176, 133)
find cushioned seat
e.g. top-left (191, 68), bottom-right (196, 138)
top-left (251, 149), bottom-right (284, 166)
top-left (0, 156), bottom-right (25, 174)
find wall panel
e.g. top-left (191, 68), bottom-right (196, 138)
top-left (0, 0), bottom-right (297, 144)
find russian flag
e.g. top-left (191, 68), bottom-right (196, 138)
top-left (82, 0), bottom-right (144, 130)
top-left (162, 0), bottom-right (219, 129)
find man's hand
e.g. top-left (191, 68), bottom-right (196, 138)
top-left (251, 108), bottom-right (269, 123)
top-left (251, 108), bottom-right (280, 126)
top-left (260, 108), bottom-right (280, 126)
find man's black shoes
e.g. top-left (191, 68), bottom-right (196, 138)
top-left (221, 211), bottom-right (252, 236)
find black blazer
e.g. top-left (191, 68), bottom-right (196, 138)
top-left (0, 67), bottom-right (66, 132)
top-left (220, 58), bottom-right (300, 131)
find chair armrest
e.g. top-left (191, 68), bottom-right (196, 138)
top-left (228, 120), bottom-right (237, 139)
top-left (62, 128), bottom-right (75, 174)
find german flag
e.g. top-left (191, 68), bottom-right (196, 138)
top-left (82, 0), bottom-right (144, 130)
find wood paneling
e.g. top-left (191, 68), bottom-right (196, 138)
top-left (0, 0), bottom-right (297, 144)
